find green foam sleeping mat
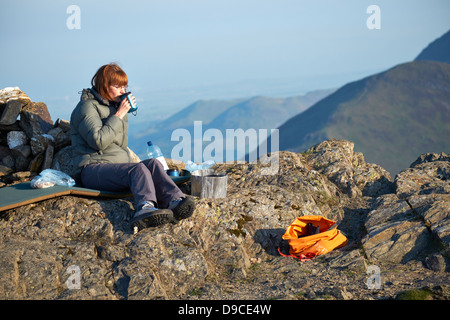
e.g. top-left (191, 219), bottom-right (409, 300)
top-left (0, 172), bottom-right (190, 212)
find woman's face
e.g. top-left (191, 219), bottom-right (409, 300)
top-left (108, 84), bottom-right (127, 102)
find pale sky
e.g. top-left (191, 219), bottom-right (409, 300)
top-left (1, 0), bottom-right (449, 121)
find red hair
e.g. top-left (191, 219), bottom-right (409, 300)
top-left (91, 63), bottom-right (128, 101)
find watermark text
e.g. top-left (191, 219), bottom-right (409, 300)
top-left (171, 121), bottom-right (279, 175)
top-left (366, 5), bottom-right (381, 30)
top-left (66, 264), bottom-right (81, 289)
top-left (66, 5), bottom-right (81, 30)
top-left (366, 265), bottom-right (381, 289)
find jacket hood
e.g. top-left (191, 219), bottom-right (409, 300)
top-left (80, 88), bottom-right (119, 107)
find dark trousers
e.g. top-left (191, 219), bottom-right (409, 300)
top-left (81, 159), bottom-right (185, 209)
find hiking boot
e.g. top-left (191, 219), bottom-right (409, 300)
top-left (131, 201), bottom-right (174, 233)
top-left (168, 197), bottom-right (195, 221)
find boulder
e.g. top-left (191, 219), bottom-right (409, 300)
top-left (19, 102), bottom-right (53, 138)
top-left (409, 194), bottom-right (450, 248)
top-left (363, 214), bottom-right (433, 264)
top-left (10, 147), bottom-right (31, 172)
top-left (395, 157), bottom-right (450, 199)
top-left (51, 145), bottom-right (74, 176)
top-left (0, 87), bottom-right (31, 106)
top-left (0, 87), bottom-right (30, 126)
top-left (30, 134), bottom-right (54, 156)
top-left (0, 146), bottom-right (13, 167)
top-left (6, 131), bottom-right (28, 149)
top-left (0, 100), bottom-right (23, 126)
top-left (362, 153), bottom-right (450, 264)
top-left (303, 139), bottom-right (394, 198)
top-left (47, 126), bottom-right (70, 149)
top-left (42, 143), bottom-right (54, 170)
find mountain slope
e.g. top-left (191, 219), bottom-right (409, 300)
top-left (415, 29), bottom-right (450, 64)
top-left (207, 90), bottom-right (334, 132)
top-left (133, 98), bottom-right (247, 138)
top-left (278, 60), bottom-right (450, 175)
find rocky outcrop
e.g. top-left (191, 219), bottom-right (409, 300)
top-left (0, 134), bottom-right (448, 299)
top-left (0, 87), bottom-right (71, 186)
top-left (362, 154), bottom-right (450, 265)
top-left (0, 88), bottom-right (449, 300)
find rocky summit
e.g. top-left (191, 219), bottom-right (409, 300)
top-left (0, 136), bottom-right (449, 300)
top-left (0, 87), bottom-right (449, 300)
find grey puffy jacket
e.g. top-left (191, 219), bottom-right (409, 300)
top-left (70, 88), bottom-right (131, 180)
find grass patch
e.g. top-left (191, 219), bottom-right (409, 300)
top-left (395, 288), bottom-right (434, 300)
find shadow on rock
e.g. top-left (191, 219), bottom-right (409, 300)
top-left (253, 228), bottom-right (286, 257)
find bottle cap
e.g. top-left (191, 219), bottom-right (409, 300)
top-left (147, 141), bottom-right (153, 146)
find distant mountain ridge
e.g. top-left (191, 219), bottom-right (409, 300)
top-left (415, 29), bottom-right (450, 64)
top-left (275, 29), bottom-right (450, 175)
top-left (278, 60), bottom-right (450, 175)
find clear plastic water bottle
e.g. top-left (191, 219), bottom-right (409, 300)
top-left (146, 141), bottom-right (169, 170)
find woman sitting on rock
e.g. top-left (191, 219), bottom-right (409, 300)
top-left (70, 63), bottom-right (195, 231)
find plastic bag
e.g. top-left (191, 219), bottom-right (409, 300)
top-left (185, 160), bottom-right (215, 172)
top-left (30, 169), bottom-right (76, 189)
